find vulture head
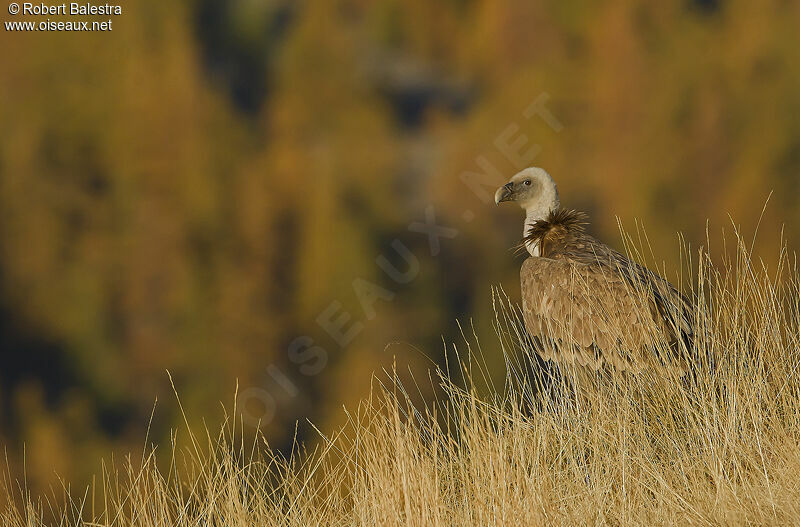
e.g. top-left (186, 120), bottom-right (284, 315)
top-left (494, 167), bottom-right (560, 222)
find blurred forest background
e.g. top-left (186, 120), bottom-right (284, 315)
top-left (1, 0), bottom-right (799, 495)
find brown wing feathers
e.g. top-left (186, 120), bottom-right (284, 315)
top-left (519, 208), bottom-right (692, 372)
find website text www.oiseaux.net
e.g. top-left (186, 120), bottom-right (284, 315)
top-left (5, 3), bottom-right (122, 32)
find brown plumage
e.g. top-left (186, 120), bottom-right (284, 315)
top-left (518, 209), bottom-right (693, 373)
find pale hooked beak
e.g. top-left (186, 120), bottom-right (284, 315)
top-left (494, 182), bottom-right (514, 205)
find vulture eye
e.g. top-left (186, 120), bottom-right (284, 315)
top-left (524, 179), bottom-right (531, 186)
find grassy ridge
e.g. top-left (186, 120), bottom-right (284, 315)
top-left (3, 233), bottom-right (800, 526)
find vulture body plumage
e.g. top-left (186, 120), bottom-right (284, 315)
top-left (495, 168), bottom-right (693, 374)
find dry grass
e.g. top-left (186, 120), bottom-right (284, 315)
top-left (3, 231), bottom-right (800, 526)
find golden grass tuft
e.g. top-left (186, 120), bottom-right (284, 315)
top-left (3, 230), bottom-right (800, 526)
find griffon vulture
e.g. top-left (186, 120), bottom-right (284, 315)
top-left (495, 167), bottom-right (693, 373)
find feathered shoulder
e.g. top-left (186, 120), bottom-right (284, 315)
top-left (522, 208), bottom-right (588, 245)
top-left (515, 209), bottom-right (589, 258)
